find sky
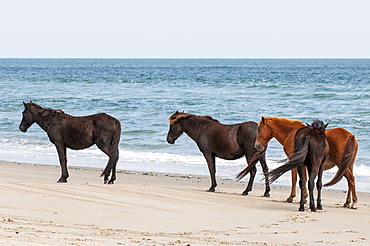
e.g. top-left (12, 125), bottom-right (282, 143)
top-left (1, 0), bottom-right (369, 58)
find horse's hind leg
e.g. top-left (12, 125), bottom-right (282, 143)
top-left (344, 169), bottom-right (358, 209)
top-left (287, 169), bottom-right (297, 203)
top-left (107, 149), bottom-right (119, 184)
top-left (97, 142), bottom-right (119, 184)
top-left (316, 163), bottom-right (325, 210)
top-left (106, 148), bottom-right (119, 184)
top-left (242, 165), bottom-right (256, 196)
top-left (110, 166), bottom-right (116, 184)
top-left (297, 165), bottom-right (306, 211)
top-left (307, 165), bottom-right (320, 212)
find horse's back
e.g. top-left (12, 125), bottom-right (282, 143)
top-left (87, 113), bottom-right (121, 137)
top-left (326, 127), bottom-right (356, 144)
top-left (88, 113), bottom-right (120, 126)
top-left (56, 113), bottom-right (119, 129)
top-left (236, 121), bottom-right (258, 139)
top-left (199, 121), bottom-right (256, 160)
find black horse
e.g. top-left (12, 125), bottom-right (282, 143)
top-left (267, 120), bottom-right (329, 212)
top-left (166, 111), bottom-right (270, 196)
top-left (19, 101), bottom-right (121, 184)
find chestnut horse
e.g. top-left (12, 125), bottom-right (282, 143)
top-left (237, 117), bottom-right (358, 209)
top-left (166, 111), bottom-right (270, 196)
top-left (19, 101), bottom-right (121, 184)
top-left (268, 120), bottom-right (329, 212)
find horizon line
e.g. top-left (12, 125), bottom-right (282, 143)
top-left (1, 57), bottom-right (370, 59)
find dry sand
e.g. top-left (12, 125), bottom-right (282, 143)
top-left (1, 160), bottom-right (369, 246)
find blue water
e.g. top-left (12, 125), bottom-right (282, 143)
top-left (1, 58), bottom-right (369, 192)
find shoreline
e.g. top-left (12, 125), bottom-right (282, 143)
top-left (2, 146), bottom-right (368, 194)
top-left (1, 160), bottom-right (370, 245)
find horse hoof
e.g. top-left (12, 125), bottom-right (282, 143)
top-left (263, 192), bottom-right (270, 197)
top-left (285, 199), bottom-right (293, 203)
top-left (207, 188), bottom-right (215, 192)
top-left (299, 207), bottom-right (305, 212)
top-left (108, 181), bottom-right (114, 184)
top-left (57, 179), bottom-right (67, 183)
top-left (343, 203), bottom-right (351, 208)
top-left (242, 191), bottom-right (249, 196)
top-left (317, 205), bottom-right (323, 210)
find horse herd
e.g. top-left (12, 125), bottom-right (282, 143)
top-left (19, 101), bottom-right (358, 212)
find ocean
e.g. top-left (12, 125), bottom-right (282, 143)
top-left (1, 58), bottom-right (369, 192)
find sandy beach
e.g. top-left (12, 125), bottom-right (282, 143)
top-left (1, 160), bottom-right (369, 245)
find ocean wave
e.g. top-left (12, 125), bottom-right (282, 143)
top-left (0, 141), bottom-right (369, 191)
top-left (2, 141), bottom-right (369, 177)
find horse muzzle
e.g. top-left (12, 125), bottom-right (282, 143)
top-left (254, 142), bottom-right (264, 152)
top-left (167, 138), bottom-right (175, 144)
top-left (19, 125), bottom-right (28, 132)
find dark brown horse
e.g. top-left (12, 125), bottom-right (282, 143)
top-left (268, 120), bottom-right (329, 212)
top-left (238, 116), bottom-right (358, 209)
top-left (166, 111), bottom-right (270, 196)
top-left (19, 101), bottom-right (121, 184)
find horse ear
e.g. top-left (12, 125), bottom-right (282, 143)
top-left (175, 111), bottom-right (178, 114)
top-left (261, 116), bottom-right (265, 123)
top-left (324, 123), bottom-right (329, 129)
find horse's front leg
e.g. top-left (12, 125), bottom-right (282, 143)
top-left (55, 144), bottom-right (69, 183)
top-left (204, 154), bottom-right (217, 192)
top-left (260, 154), bottom-right (270, 197)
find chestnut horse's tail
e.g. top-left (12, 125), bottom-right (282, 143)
top-left (236, 149), bottom-right (266, 181)
top-left (267, 136), bottom-right (309, 185)
top-left (324, 135), bottom-right (356, 187)
top-left (101, 120), bottom-right (121, 177)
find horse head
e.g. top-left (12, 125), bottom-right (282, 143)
top-left (166, 111), bottom-right (192, 144)
top-left (19, 101), bottom-right (37, 132)
top-left (255, 116), bottom-right (273, 151)
top-left (308, 119), bottom-right (329, 130)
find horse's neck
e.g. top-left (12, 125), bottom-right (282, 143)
top-left (34, 112), bottom-right (57, 132)
top-left (182, 117), bottom-right (209, 141)
top-left (270, 121), bottom-right (301, 145)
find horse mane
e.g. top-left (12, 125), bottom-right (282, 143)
top-left (262, 117), bottom-right (305, 127)
top-left (169, 111), bottom-right (219, 125)
top-left (38, 107), bottom-right (65, 117)
top-left (28, 102), bottom-right (65, 117)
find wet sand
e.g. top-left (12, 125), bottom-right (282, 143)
top-left (1, 160), bottom-right (369, 245)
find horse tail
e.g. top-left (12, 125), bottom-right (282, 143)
top-left (101, 120), bottom-right (121, 177)
top-left (267, 136), bottom-right (309, 185)
top-left (324, 135), bottom-right (356, 187)
top-left (236, 149), bottom-right (266, 181)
